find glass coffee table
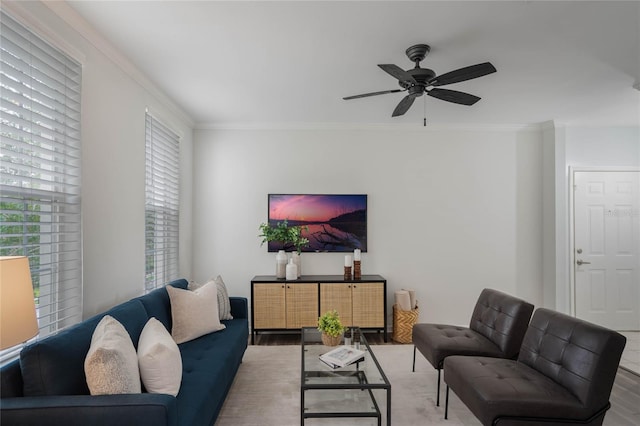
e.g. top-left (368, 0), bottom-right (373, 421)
top-left (301, 327), bottom-right (391, 426)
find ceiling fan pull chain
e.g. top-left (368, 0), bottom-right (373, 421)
top-left (423, 95), bottom-right (427, 127)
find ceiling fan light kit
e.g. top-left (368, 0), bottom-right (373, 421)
top-left (343, 43), bottom-right (496, 124)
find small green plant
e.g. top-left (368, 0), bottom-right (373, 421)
top-left (258, 220), bottom-right (309, 254)
top-left (317, 309), bottom-right (345, 337)
top-left (287, 224), bottom-right (310, 254)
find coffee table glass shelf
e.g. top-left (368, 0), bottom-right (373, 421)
top-left (301, 327), bottom-right (391, 426)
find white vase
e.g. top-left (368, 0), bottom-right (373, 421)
top-left (290, 252), bottom-right (301, 277)
top-left (286, 259), bottom-right (298, 280)
top-left (276, 250), bottom-right (287, 279)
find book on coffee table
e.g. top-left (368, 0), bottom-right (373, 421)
top-left (319, 345), bottom-right (366, 369)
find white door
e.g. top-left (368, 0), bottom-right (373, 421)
top-left (574, 170), bottom-right (640, 330)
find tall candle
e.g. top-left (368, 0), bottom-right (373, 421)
top-left (344, 255), bottom-right (352, 267)
top-left (354, 249), bottom-right (361, 261)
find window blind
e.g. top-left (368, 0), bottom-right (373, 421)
top-left (1, 11), bottom-right (82, 363)
top-left (145, 113), bottom-right (179, 293)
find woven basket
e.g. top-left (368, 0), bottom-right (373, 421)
top-left (392, 304), bottom-right (419, 344)
top-left (321, 332), bottom-right (342, 346)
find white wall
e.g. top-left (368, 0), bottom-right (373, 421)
top-left (193, 126), bottom-right (543, 326)
top-left (565, 126), bottom-right (640, 166)
top-left (541, 123), bottom-right (559, 309)
top-left (5, 1), bottom-right (195, 318)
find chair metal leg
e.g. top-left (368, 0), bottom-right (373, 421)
top-left (436, 368), bottom-right (441, 406)
top-left (412, 345), bottom-right (416, 372)
top-left (444, 385), bottom-right (449, 420)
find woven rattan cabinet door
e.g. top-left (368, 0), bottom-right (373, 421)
top-left (352, 283), bottom-right (384, 328)
top-left (253, 283), bottom-right (286, 329)
top-left (285, 283), bottom-right (319, 329)
top-left (319, 283), bottom-right (353, 326)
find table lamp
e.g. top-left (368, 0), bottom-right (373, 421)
top-left (0, 256), bottom-right (39, 350)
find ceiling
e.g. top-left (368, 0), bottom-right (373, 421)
top-left (64, 1), bottom-right (640, 127)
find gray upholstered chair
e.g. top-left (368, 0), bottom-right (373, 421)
top-left (443, 308), bottom-right (626, 425)
top-left (412, 288), bottom-right (534, 406)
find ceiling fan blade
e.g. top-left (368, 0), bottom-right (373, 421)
top-left (343, 89), bottom-right (403, 100)
top-left (378, 64), bottom-right (416, 83)
top-left (429, 62), bottom-right (496, 86)
top-left (427, 88), bottom-right (481, 105)
top-left (392, 94), bottom-right (416, 117)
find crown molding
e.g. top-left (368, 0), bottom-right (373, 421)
top-left (39, 0), bottom-right (194, 128)
top-left (195, 121), bottom-right (543, 132)
top-left (197, 120), bottom-right (638, 132)
top-left (2, 1), bottom-right (85, 64)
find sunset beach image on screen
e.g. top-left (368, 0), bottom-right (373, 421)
top-left (267, 194), bottom-right (367, 252)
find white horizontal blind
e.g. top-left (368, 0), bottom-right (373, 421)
top-left (0, 12), bottom-right (82, 363)
top-left (145, 113), bottom-right (179, 293)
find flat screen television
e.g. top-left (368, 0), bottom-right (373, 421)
top-left (267, 194), bottom-right (367, 252)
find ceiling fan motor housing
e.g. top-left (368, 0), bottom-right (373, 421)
top-left (406, 44), bottom-right (431, 63)
top-left (400, 68), bottom-right (436, 92)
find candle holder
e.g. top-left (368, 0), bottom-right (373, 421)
top-left (344, 266), bottom-right (352, 280)
top-left (353, 260), bottom-right (361, 280)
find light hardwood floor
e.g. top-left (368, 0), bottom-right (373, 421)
top-left (253, 332), bottom-right (640, 425)
top-left (620, 331), bottom-right (640, 374)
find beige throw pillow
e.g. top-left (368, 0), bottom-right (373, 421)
top-left (214, 276), bottom-right (233, 320)
top-left (167, 281), bottom-right (225, 344)
top-left (138, 317), bottom-right (182, 396)
top-left (84, 315), bottom-right (141, 395)
top-left (188, 275), bottom-right (233, 320)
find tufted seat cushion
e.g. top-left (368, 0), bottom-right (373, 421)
top-left (173, 316), bottom-right (248, 426)
top-left (444, 356), bottom-right (587, 425)
top-left (413, 324), bottom-right (504, 369)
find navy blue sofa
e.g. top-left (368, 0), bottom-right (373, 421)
top-left (0, 279), bottom-right (249, 426)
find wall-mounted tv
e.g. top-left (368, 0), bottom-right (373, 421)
top-left (267, 194), bottom-right (367, 252)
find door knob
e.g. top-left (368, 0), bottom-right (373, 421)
top-left (576, 259), bottom-right (591, 266)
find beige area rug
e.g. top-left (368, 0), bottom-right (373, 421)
top-left (214, 344), bottom-right (481, 426)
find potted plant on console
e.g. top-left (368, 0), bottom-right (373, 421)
top-left (318, 309), bottom-right (346, 346)
top-left (258, 220), bottom-right (309, 278)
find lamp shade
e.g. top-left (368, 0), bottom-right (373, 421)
top-left (0, 256), bottom-right (38, 350)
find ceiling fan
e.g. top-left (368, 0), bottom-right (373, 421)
top-left (343, 44), bottom-right (496, 121)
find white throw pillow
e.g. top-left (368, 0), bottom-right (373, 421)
top-left (167, 281), bottom-right (225, 344)
top-left (84, 315), bottom-right (141, 395)
top-left (138, 317), bottom-right (182, 396)
top-left (187, 279), bottom-right (208, 291)
top-left (214, 276), bottom-right (233, 320)
top-left (189, 275), bottom-right (233, 320)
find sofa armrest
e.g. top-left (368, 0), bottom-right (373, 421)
top-left (0, 393), bottom-right (177, 426)
top-left (230, 297), bottom-right (248, 319)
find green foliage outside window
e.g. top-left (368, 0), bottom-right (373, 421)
top-left (0, 201), bottom-right (41, 301)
